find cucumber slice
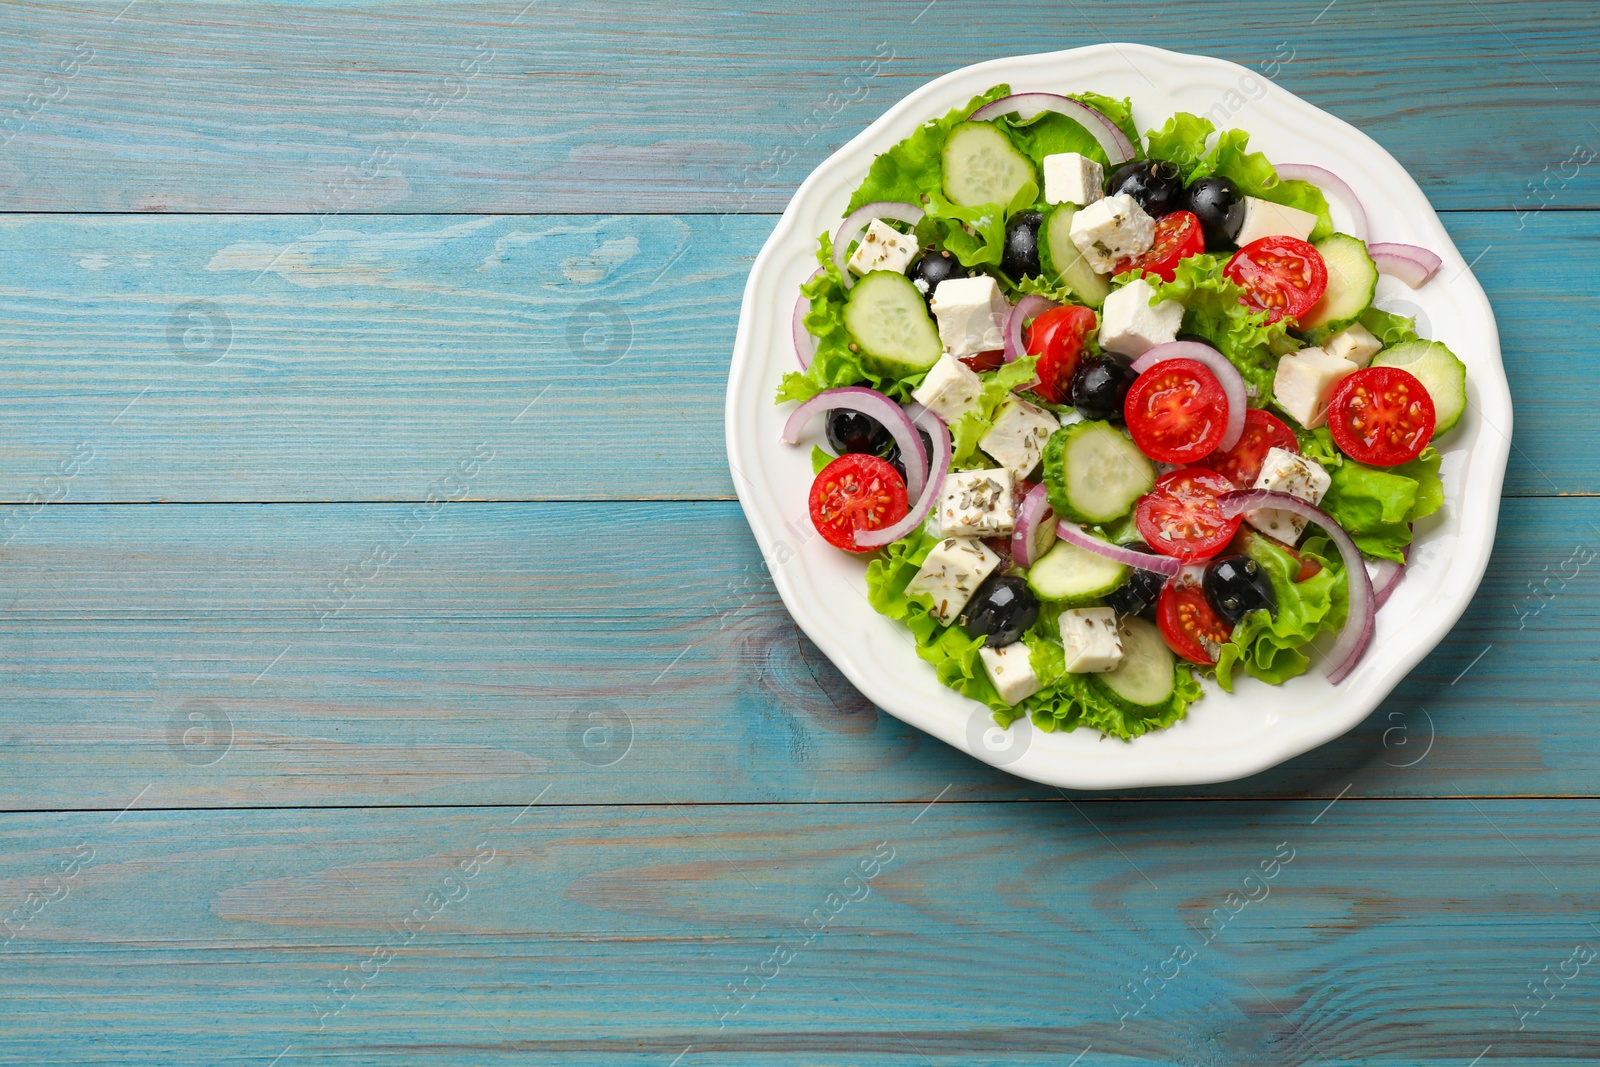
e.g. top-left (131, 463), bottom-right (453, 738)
top-left (1299, 233), bottom-right (1377, 333)
top-left (1042, 204), bottom-right (1111, 308)
top-left (1091, 617), bottom-right (1176, 709)
top-left (1026, 538), bottom-right (1127, 603)
top-left (1371, 340), bottom-right (1468, 435)
top-left (1042, 421), bottom-right (1156, 525)
top-left (942, 121), bottom-right (1035, 208)
top-left (842, 271), bottom-right (943, 375)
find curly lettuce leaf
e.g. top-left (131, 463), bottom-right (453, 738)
top-left (1013, 624), bottom-right (1202, 739)
top-left (1144, 111), bottom-right (1215, 173)
top-left (1295, 426), bottom-right (1343, 468)
top-left (917, 178), bottom-right (1039, 270)
top-left (811, 445), bottom-right (835, 475)
top-left (847, 86), bottom-right (1011, 213)
top-left (1358, 306), bottom-right (1421, 347)
top-left (1318, 446), bottom-right (1443, 562)
top-left (1140, 255), bottom-right (1294, 402)
top-left (1214, 533), bottom-right (1344, 690)
top-left (950, 355), bottom-right (1040, 468)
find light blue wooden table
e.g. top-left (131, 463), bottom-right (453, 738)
top-left (0, 2), bottom-right (1596, 1062)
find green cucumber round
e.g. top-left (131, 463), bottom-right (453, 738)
top-left (1299, 233), bottom-right (1377, 333)
top-left (1026, 537), bottom-right (1127, 603)
top-left (1042, 204), bottom-right (1111, 308)
top-left (1091, 617), bottom-right (1176, 709)
top-left (842, 271), bottom-right (943, 376)
top-left (1042, 421), bottom-right (1155, 525)
top-left (941, 121), bottom-right (1035, 208)
top-left (1371, 339), bottom-right (1468, 435)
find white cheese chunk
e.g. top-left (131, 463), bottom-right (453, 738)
top-left (929, 275), bottom-right (1009, 357)
top-left (907, 537), bottom-right (1002, 625)
top-left (1100, 277), bottom-right (1184, 357)
top-left (978, 642), bottom-right (1043, 705)
top-left (1059, 606), bottom-right (1124, 674)
top-left (937, 469), bottom-right (1015, 537)
top-left (1247, 446), bottom-right (1332, 545)
top-left (910, 353), bottom-right (983, 424)
top-left (979, 397), bottom-right (1058, 481)
top-left (1042, 151), bottom-right (1104, 207)
top-left (846, 218), bottom-right (921, 277)
top-left (1068, 193), bottom-right (1156, 274)
top-left (1234, 196), bottom-right (1319, 247)
top-left (1272, 346), bottom-right (1359, 429)
top-left (1323, 322), bottom-right (1383, 367)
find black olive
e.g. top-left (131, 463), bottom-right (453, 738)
top-left (825, 409), bottom-right (893, 457)
top-left (909, 249), bottom-right (969, 302)
top-left (1071, 358), bottom-right (1139, 422)
top-left (880, 427), bottom-right (934, 482)
top-left (1203, 555), bottom-right (1278, 626)
top-left (1104, 545), bottom-right (1166, 619)
top-left (1106, 159), bottom-right (1186, 217)
top-left (1000, 211), bottom-right (1044, 280)
top-left (1185, 176), bottom-right (1245, 248)
top-left (962, 573), bottom-right (1040, 648)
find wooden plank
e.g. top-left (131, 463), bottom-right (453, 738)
top-left (0, 209), bottom-right (1587, 502)
top-left (0, 800), bottom-right (1593, 1063)
top-left (0, 2), bottom-right (1594, 214)
top-left (0, 495), bottom-right (1593, 808)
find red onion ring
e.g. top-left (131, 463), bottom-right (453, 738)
top-left (832, 202), bottom-right (926, 290)
top-left (1003, 294), bottom-right (1058, 364)
top-left (792, 268), bottom-right (823, 370)
top-left (1369, 541), bottom-right (1411, 609)
top-left (781, 387), bottom-right (928, 503)
top-left (1055, 522), bottom-right (1183, 577)
top-left (1131, 341), bottom-right (1247, 451)
top-left (1368, 243), bottom-right (1442, 289)
top-left (1275, 164), bottom-right (1368, 242)
top-left (854, 408), bottom-right (950, 549)
top-left (1219, 490), bottom-right (1374, 684)
top-left (1010, 482), bottom-right (1056, 568)
top-left (968, 93), bottom-right (1136, 166)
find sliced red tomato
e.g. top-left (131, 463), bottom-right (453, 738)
top-left (959, 350), bottom-right (1006, 373)
top-left (1196, 408), bottom-right (1299, 488)
top-left (1136, 468), bottom-right (1243, 561)
top-left (1327, 366), bottom-right (1436, 466)
top-left (808, 454), bottom-right (908, 553)
top-left (1158, 576), bottom-right (1234, 665)
top-left (1025, 304), bottom-right (1097, 404)
top-left (1123, 357), bottom-right (1228, 464)
top-left (1113, 210), bottom-right (1205, 282)
top-left (1223, 236), bottom-right (1328, 324)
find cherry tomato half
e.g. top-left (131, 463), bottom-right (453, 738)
top-left (1327, 366), bottom-right (1436, 467)
top-left (1025, 304), bottom-right (1098, 404)
top-left (1124, 357), bottom-right (1228, 464)
top-left (959, 350), bottom-right (1006, 373)
top-left (1113, 210), bottom-right (1206, 283)
top-left (1197, 408), bottom-right (1299, 488)
top-left (1158, 576), bottom-right (1234, 665)
top-left (1136, 468), bottom-right (1243, 561)
top-left (1223, 236), bottom-right (1328, 324)
top-left (808, 453), bottom-right (908, 553)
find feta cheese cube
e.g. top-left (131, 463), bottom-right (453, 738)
top-left (1234, 196), bottom-right (1319, 247)
top-left (1043, 151), bottom-right (1104, 207)
top-left (1100, 277), bottom-right (1184, 357)
top-left (979, 397), bottom-right (1058, 481)
top-left (846, 218), bottom-right (921, 277)
top-left (1323, 322), bottom-right (1383, 367)
top-left (929, 275), bottom-right (1009, 357)
top-left (1059, 607), bottom-right (1124, 674)
top-left (1272, 346), bottom-right (1359, 429)
top-left (907, 537), bottom-right (1002, 625)
top-left (937, 469), bottom-right (1015, 537)
top-left (1068, 193), bottom-right (1156, 274)
top-left (911, 353), bottom-right (983, 424)
top-left (1247, 446), bottom-right (1332, 544)
top-left (978, 642), bottom-right (1042, 705)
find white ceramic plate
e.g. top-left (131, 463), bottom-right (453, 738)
top-left (725, 44), bottom-right (1510, 789)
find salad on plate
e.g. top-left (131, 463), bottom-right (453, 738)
top-left (777, 85), bottom-right (1465, 742)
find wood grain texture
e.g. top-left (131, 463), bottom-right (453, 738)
top-left (0, 496), bottom-right (1591, 808)
top-left (0, 209), bottom-right (1587, 502)
top-left (0, 801), bottom-right (1595, 1064)
top-left (0, 1), bottom-right (1596, 214)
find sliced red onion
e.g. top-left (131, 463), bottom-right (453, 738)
top-left (1368, 243), bottom-right (1442, 289)
top-left (782, 387), bottom-right (928, 503)
top-left (968, 93), bottom-right (1135, 165)
top-left (1219, 490), bottom-right (1374, 685)
top-left (854, 408), bottom-right (950, 549)
top-left (1003, 294), bottom-right (1058, 364)
top-left (832, 202), bottom-right (925, 290)
top-left (1369, 542), bottom-right (1411, 609)
top-left (792, 268), bottom-right (823, 370)
top-left (1010, 482), bottom-right (1057, 568)
top-left (1131, 341), bottom-right (1247, 451)
top-left (1275, 164), bottom-right (1368, 242)
top-left (1055, 522), bottom-right (1183, 577)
